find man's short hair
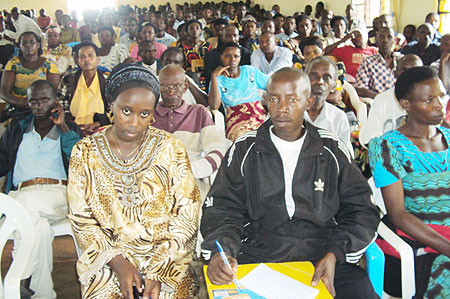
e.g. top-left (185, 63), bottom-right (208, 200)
top-left (404, 24), bottom-right (416, 34)
top-left (260, 31), bottom-right (274, 38)
top-left (74, 41), bottom-right (99, 57)
top-left (295, 14), bottom-right (311, 26)
top-left (27, 79), bottom-right (56, 98)
top-left (177, 23), bottom-right (186, 35)
top-left (417, 23), bottom-right (434, 33)
top-left (161, 47), bottom-right (185, 63)
top-left (214, 18), bottom-right (228, 27)
top-left (425, 12), bottom-right (439, 22)
top-left (395, 66), bottom-right (438, 100)
top-left (330, 15), bottom-right (347, 28)
top-left (186, 19), bottom-right (203, 30)
top-left (97, 26), bottom-right (116, 37)
top-left (262, 18), bottom-right (275, 25)
top-left (219, 42), bottom-right (242, 55)
top-left (273, 13), bottom-right (284, 20)
top-left (126, 17), bottom-right (138, 25)
top-left (299, 36), bottom-right (324, 53)
top-left (441, 34), bottom-right (450, 44)
top-left (139, 22), bottom-right (157, 32)
top-left (304, 56), bottom-right (338, 79)
top-left (139, 40), bottom-right (155, 48)
top-left (286, 16), bottom-right (295, 21)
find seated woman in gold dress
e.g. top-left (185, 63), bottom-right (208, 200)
top-left (67, 63), bottom-right (201, 299)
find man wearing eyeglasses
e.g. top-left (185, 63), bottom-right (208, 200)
top-left (153, 64), bottom-right (225, 202)
top-left (0, 79), bottom-right (82, 298)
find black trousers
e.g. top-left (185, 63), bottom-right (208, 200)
top-left (334, 263), bottom-right (379, 299)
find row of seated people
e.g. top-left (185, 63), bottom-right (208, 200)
top-left (1, 24), bottom-right (448, 180)
top-left (0, 2), bottom-right (449, 299)
top-left (1, 6), bottom-right (448, 92)
top-left (1, 60), bottom-right (449, 299)
top-left (1, 11), bottom-right (448, 138)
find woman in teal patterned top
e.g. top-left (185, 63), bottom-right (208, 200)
top-left (369, 66), bottom-right (450, 298)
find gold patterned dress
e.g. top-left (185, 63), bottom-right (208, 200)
top-left (67, 126), bottom-right (201, 298)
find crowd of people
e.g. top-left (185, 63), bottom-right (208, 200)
top-left (0, 1), bottom-right (449, 299)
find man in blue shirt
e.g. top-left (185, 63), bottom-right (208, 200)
top-left (0, 79), bottom-right (81, 298)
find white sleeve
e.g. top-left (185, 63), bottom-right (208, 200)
top-left (359, 95), bottom-right (387, 145)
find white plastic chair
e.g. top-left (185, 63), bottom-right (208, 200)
top-left (368, 178), bottom-right (416, 299)
top-left (0, 193), bottom-right (35, 299)
top-left (209, 109), bottom-right (233, 185)
top-left (210, 109), bottom-right (233, 150)
top-left (52, 218), bottom-right (82, 257)
top-left (342, 81), bottom-right (368, 127)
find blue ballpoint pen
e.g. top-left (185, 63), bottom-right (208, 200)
top-left (215, 240), bottom-right (242, 291)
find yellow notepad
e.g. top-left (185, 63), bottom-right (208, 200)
top-left (203, 261), bottom-right (333, 299)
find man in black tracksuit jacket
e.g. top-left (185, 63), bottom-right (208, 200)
top-left (201, 68), bottom-right (380, 298)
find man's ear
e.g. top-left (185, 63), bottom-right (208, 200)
top-left (398, 98), bottom-right (410, 112)
top-left (305, 96), bottom-right (315, 111)
top-left (330, 79), bottom-right (337, 93)
top-left (182, 78), bottom-right (189, 92)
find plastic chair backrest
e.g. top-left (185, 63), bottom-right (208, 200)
top-left (0, 194), bottom-right (35, 299)
top-left (342, 81), bottom-right (368, 127)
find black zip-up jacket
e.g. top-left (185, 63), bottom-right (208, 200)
top-left (201, 120), bottom-right (379, 265)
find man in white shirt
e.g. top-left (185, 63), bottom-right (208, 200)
top-left (137, 40), bottom-right (158, 76)
top-left (345, 4), bottom-right (366, 32)
top-left (173, 9), bottom-right (184, 31)
top-left (359, 54), bottom-right (424, 145)
top-left (118, 17), bottom-right (138, 50)
top-left (304, 56), bottom-right (353, 155)
top-left (7, 7), bottom-right (43, 42)
top-left (155, 17), bottom-right (177, 47)
top-left (276, 16), bottom-right (298, 41)
top-left (250, 31), bottom-right (292, 75)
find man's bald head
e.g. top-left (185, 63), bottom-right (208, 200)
top-left (396, 54), bottom-right (423, 78)
top-left (440, 34), bottom-right (450, 53)
top-left (221, 24), bottom-right (240, 43)
top-left (158, 64), bottom-right (188, 109)
top-left (379, 14), bottom-right (392, 28)
top-left (441, 34), bottom-right (450, 45)
top-left (159, 64), bottom-right (185, 80)
top-left (267, 67), bottom-right (311, 97)
top-left (265, 67), bottom-right (314, 141)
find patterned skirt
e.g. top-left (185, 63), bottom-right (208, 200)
top-left (377, 224), bottom-right (450, 298)
top-left (225, 101), bottom-right (267, 142)
top-left (81, 264), bottom-right (199, 299)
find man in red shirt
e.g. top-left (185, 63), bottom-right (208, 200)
top-left (331, 27), bottom-right (378, 80)
top-left (37, 9), bottom-right (51, 32)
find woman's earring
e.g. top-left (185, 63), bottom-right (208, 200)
top-left (149, 117), bottom-right (155, 126)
